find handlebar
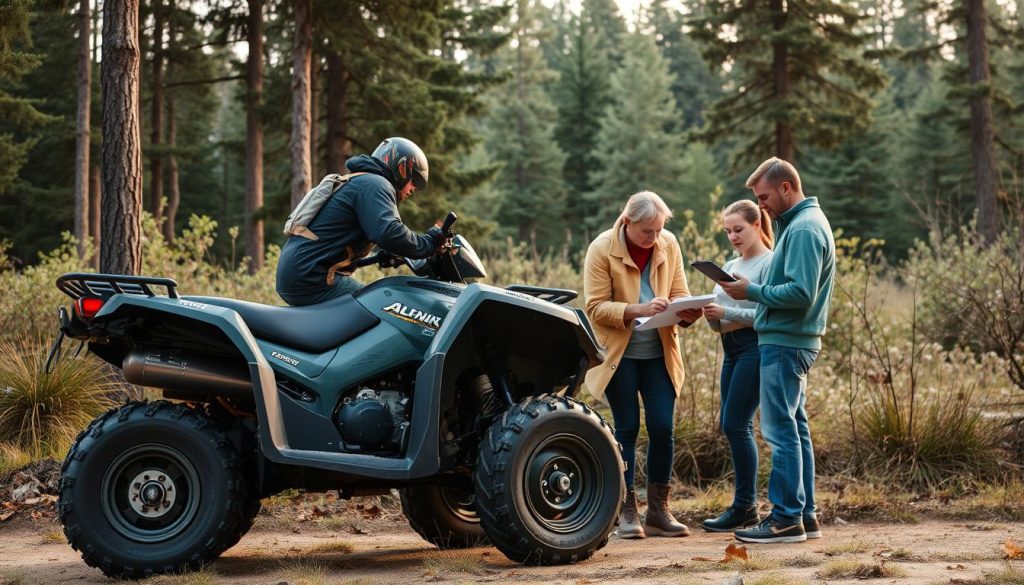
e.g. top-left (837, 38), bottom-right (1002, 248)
top-left (349, 211), bottom-right (458, 271)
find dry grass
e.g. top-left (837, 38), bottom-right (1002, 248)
top-left (0, 342), bottom-right (117, 458)
top-left (139, 567), bottom-right (221, 585)
top-left (929, 550), bottom-right (1005, 562)
top-left (0, 442), bottom-right (32, 478)
top-left (879, 546), bottom-right (922, 561)
top-left (39, 529), bottom-right (66, 544)
top-left (275, 559), bottom-right (328, 585)
top-left (781, 553), bottom-right (824, 568)
top-left (982, 565), bottom-right (1024, 585)
top-left (302, 540), bottom-right (355, 555)
top-left (748, 574), bottom-right (812, 585)
top-left (818, 559), bottom-right (907, 579)
top-left (821, 540), bottom-right (872, 556)
top-left (421, 550), bottom-right (486, 576)
top-left (0, 571), bottom-right (26, 585)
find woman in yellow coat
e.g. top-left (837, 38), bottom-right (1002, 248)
top-left (583, 191), bottom-right (702, 540)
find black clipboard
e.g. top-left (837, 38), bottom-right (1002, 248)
top-left (690, 259), bottom-right (737, 282)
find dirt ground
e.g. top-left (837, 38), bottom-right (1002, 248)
top-left (2, 509), bottom-right (1022, 585)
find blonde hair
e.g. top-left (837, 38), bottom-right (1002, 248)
top-left (745, 157), bottom-right (802, 194)
top-left (618, 190), bottom-right (673, 225)
top-left (723, 199), bottom-right (774, 249)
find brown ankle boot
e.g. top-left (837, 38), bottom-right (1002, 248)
top-left (618, 487), bottom-right (645, 539)
top-left (644, 483), bottom-right (690, 537)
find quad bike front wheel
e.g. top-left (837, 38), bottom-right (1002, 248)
top-left (59, 401), bottom-right (247, 579)
top-left (474, 394), bottom-right (623, 565)
top-left (400, 484), bottom-right (488, 548)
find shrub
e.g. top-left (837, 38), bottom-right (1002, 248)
top-left (0, 340), bottom-right (117, 458)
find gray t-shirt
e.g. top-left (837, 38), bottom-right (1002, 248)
top-left (707, 251), bottom-right (773, 334)
top-left (623, 260), bottom-right (664, 359)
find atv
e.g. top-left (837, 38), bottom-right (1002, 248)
top-left (49, 212), bottom-right (623, 580)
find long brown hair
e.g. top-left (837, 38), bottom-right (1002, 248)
top-left (723, 199), bottom-right (773, 249)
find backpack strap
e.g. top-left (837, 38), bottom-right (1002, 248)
top-left (326, 242), bottom-right (376, 286)
top-left (287, 172), bottom-right (368, 241)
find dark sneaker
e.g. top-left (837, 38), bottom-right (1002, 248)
top-left (734, 517), bottom-right (807, 543)
top-left (803, 514), bottom-right (821, 539)
top-left (701, 506), bottom-right (760, 533)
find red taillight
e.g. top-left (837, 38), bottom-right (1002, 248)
top-left (75, 297), bottom-right (104, 319)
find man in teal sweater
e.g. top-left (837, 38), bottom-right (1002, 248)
top-left (718, 157), bottom-right (835, 543)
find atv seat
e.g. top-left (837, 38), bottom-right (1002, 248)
top-left (184, 294), bottom-right (380, 355)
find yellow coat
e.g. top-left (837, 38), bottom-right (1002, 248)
top-left (582, 219), bottom-right (690, 400)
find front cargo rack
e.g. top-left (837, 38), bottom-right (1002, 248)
top-left (56, 272), bottom-right (180, 300)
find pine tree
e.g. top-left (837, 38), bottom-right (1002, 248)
top-left (691, 0), bottom-right (887, 166)
top-left (0, 0), bottom-right (50, 198)
top-left (648, 0), bottom-right (720, 130)
top-left (551, 12), bottom-right (614, 222)
top-left (487, 0), bottom-right (567, 250)
top-left (585, 31), bottom-right (686, 233)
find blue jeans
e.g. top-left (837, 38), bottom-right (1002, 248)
top-left (719, 328), bottom-right (761, 509)
top-left (759, 344), bottom-right (818, 525)
top-left (604, 357), bottom-right (677, 488)
top-left (278, 274), bottom-right (363, 306)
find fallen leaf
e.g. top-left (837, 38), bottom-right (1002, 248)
top-left (724, 544), bottom-right (749, 562)
top-left (0, 510), bottom-right (14, 522)
top-left (692, 544), bottom-right (749, 564)
top-left (1003, 539), bottom-right (1024, 560)
top-left (946, 564), bottom-right (966, 570)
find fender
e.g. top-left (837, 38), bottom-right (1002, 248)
top-left (90, 295), bottom-right (442, 480)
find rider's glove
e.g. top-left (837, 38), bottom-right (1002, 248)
top-left (426, 225), bottom-right (444, 250)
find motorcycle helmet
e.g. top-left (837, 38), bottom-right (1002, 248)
top-left (371, 137), bottom-right (429, 190)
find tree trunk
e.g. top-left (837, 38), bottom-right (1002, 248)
top-left (325, 49), bottom-right (351, 173)
top-left (150, 0), bottom-right (165, 221)
top-left (966, 0), bottom-right (999, 243)
top-left (163, 2), bottom-right (179, 242)
top-left (290, 0), bottom-right (312, 208)
top-left (310, 49), bottom-right (318, 181)
top-left (101, 0), bottom-right (143, 275)
top-left (771, 0), bottom-right (794, 162)
top-left (90, 162), bottom-right (101, 269)
top-left (74, 0), bottom-right (91, 259)
top-left (245, 0), bottom-right (265, 272)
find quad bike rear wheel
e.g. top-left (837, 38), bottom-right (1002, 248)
top-left (59, 401), bottom-right (247, 579)
top-left (400, 484), bottom-right (488, 548)
top-left (473, 394), bottom-right (623, 565)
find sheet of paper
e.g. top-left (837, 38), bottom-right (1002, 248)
top-left (633, 294), bottom-right (717, 331)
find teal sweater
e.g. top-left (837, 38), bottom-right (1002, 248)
top-left (747, 197), bottom-right (836, 350)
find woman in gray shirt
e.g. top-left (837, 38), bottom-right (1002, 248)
top-left (701, 199), bottom-right (774, 533)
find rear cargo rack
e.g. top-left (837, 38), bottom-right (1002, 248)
top-left (56, 272), bottom-right (180, 300)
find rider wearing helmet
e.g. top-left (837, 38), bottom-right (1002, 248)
top-left (276, 137), bottom-right (442, 306)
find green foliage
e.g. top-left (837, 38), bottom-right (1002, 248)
top-left (691, 0), bottom-right (887, 165)
top-left (486, 0), bottom-right (568, 249)
top-left (0, 0), bottom-right (52, 198)
top-left (906, 221), bottom-right (1024, 395)
top-left (0, 340), bottom-right (117, 459)
top-left (584, 30), bottom-right (686, 232)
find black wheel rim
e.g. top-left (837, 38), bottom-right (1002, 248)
top-left (523, 433), bottom-right (604, 534)
top-left (100, 443), bottom-right (201, 544)
top-left (439, 487), bottom-right (480, 524)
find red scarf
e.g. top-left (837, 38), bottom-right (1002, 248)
top-left (625, 232), bottom-right (653, 272)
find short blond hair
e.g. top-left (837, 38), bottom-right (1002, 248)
top-left (745, 157), bottom-right (802, 194)
top-left (619, 190), bottom-right (673, 224)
